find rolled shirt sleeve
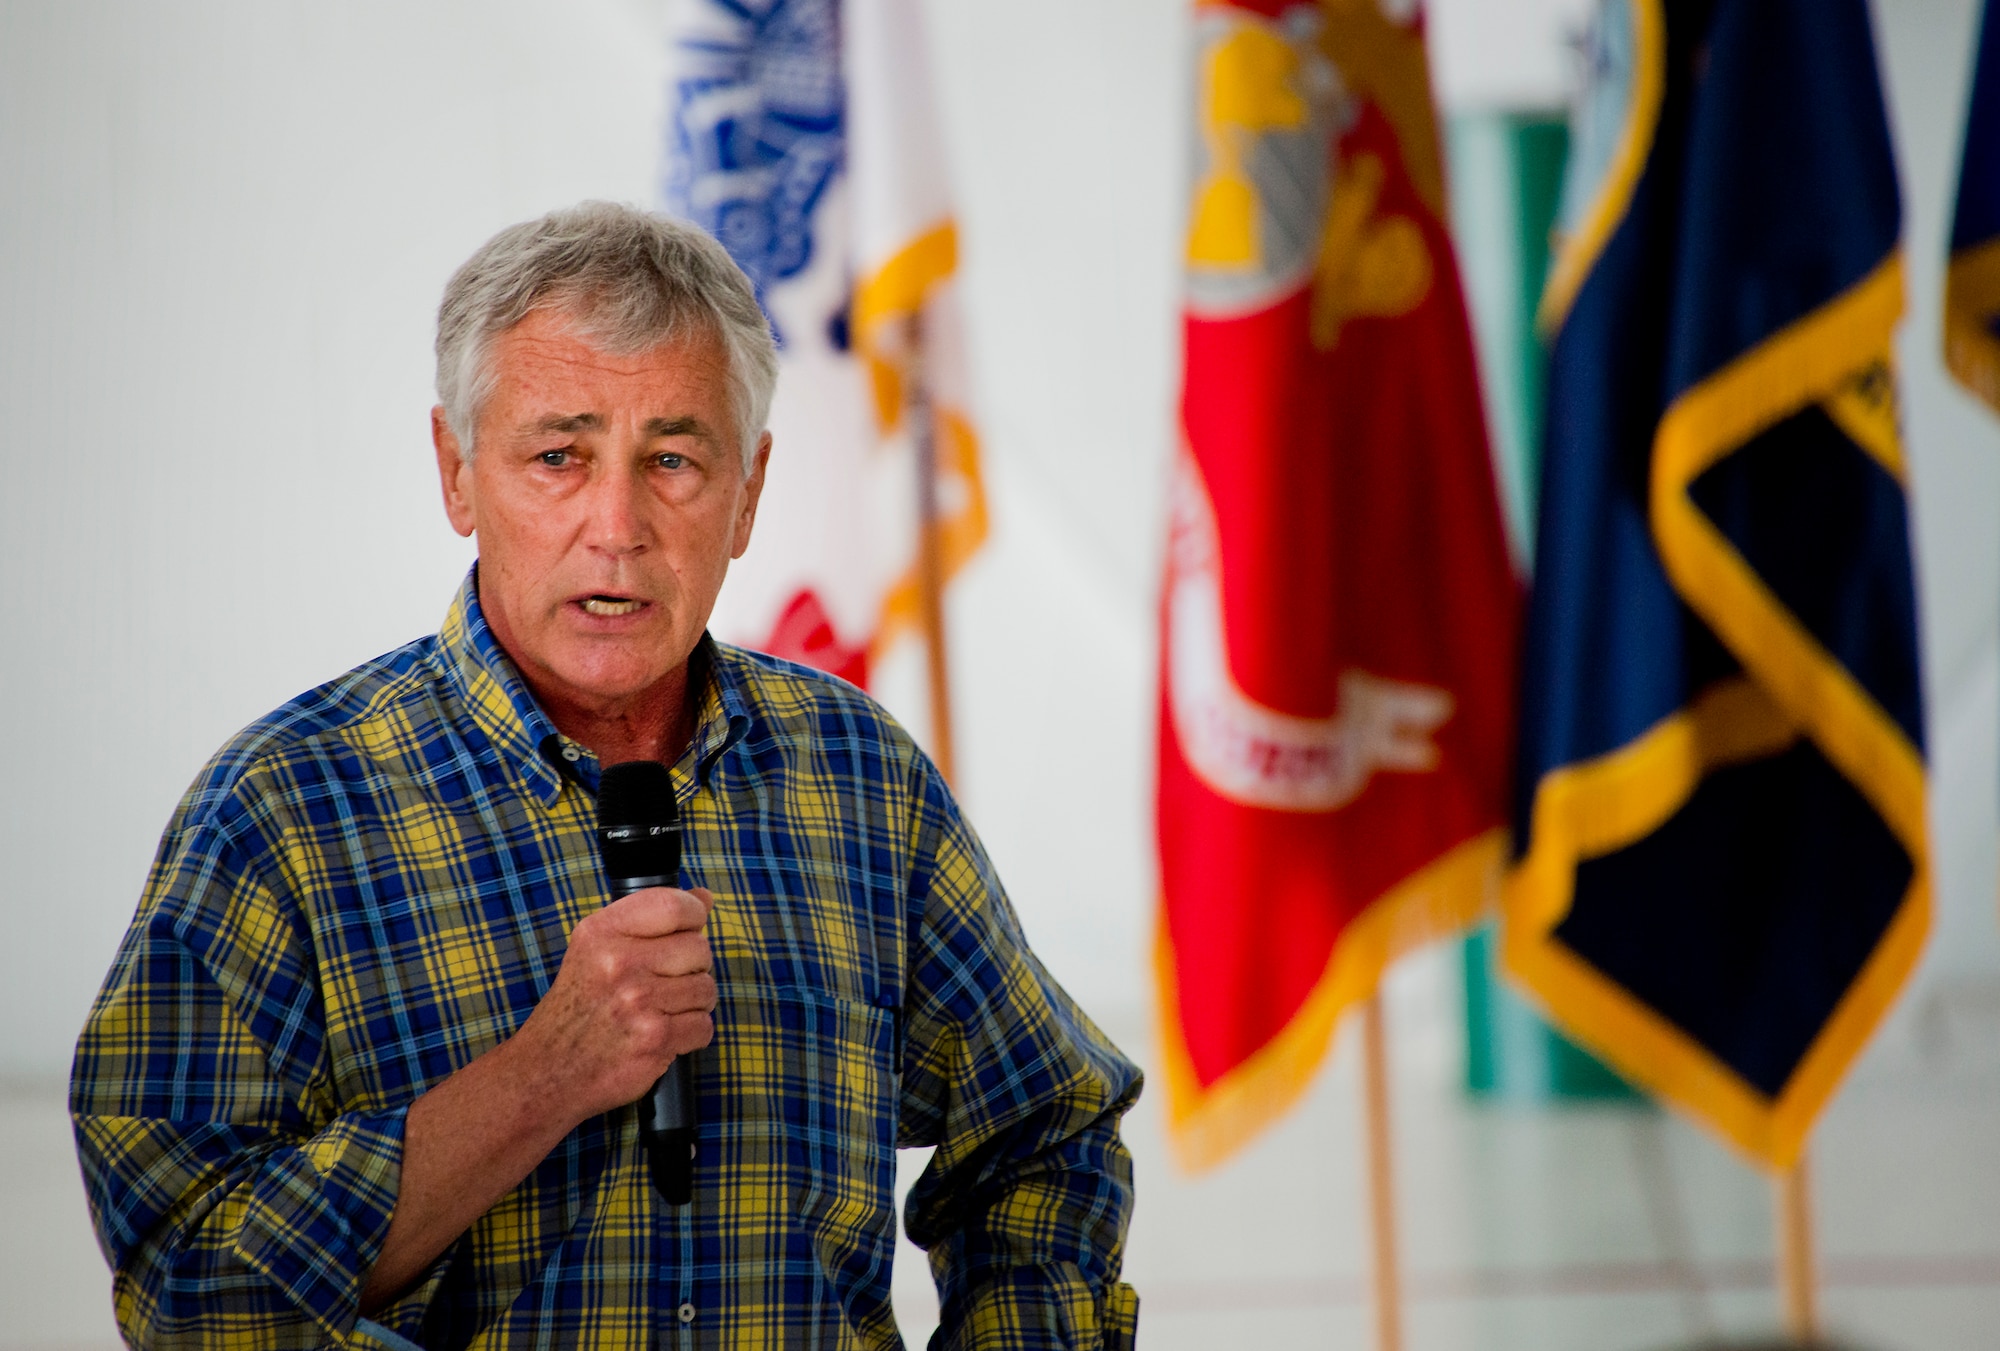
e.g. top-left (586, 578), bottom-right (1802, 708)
top-left (896, 758), bottom-right (1143, 1351)
top-left (71, 791), bottom-right (428, 1348)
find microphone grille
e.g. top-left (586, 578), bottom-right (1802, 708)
top-left (598, 760), bottom-right (676, 827)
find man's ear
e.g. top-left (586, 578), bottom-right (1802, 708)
top-left (434, 406), bottom-right (477, 539)
top-left (731, 432), bottom-right (773, 560)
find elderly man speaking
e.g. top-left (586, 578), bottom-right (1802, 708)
top-left (71, 204), bottom-right (1141, 1349)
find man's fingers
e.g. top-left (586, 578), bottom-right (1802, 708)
top-left (665, 1009), bottom-right (716, 1054)
top-left (645, 931), bottom-right (712, 979)
top-left (627, 1004), bottom-right (714, 1067)
top-left (600, 886), bottom-right (709, 937)
top-left (654, 973), bottom-right (718, 1018)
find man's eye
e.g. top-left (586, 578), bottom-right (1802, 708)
top-left (655, 453), bottom-right (687, 470)
top-left (537, 450), bottom-right (570, 467)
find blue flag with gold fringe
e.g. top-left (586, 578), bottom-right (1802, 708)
top-left (1949, 0), bottom-right (2000, 411)
top-left (1504, 0), bottom-right (1928, 1168)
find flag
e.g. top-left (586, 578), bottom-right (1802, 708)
top-left (1506, 0), bottom-right (1928, 1169)
top-left (1948, 0), bottom-right (2000, 412)
top-left (1158, 0), bottom-right (1521, 1170)
top-left (664, 0), bottom-right (987, 688)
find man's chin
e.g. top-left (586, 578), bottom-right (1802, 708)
top-left (529, 649), bottom-right (691, 713)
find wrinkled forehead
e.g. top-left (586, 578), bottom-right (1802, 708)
top-left (479, 308), bottom-right (739, 432)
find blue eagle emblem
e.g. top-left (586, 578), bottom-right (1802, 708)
top-left (664, 0), bottom-right (845, 345)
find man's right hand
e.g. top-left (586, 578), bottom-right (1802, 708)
top-left (359, 885), bottom-right (717, 1313)
top-left (519, 886), bottom-right (718, 1120)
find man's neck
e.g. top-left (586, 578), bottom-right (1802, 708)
top-left (529, 653), bottom-right (704, 769)
top-left (471, 571), bottom-right (708, 769)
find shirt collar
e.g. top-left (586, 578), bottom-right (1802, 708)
top-left (434, 568), bottom-right (753, 807)
top-left (686, 643), bottom-right (755, 790)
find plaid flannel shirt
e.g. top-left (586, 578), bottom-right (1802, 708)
top-left (71, 573), bottom-right (1141, 1349)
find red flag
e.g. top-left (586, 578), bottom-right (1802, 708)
top-left (1157, 0), bottom-right (1519, 1169)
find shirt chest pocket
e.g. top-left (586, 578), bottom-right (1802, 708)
top-left (699, 975), bottom-right (900, 1335)
top-left (694, 839), bottom-right (901, 1008)
top-left (696, 856), bottom-right (903, 1125)
top-left (686, 837), bottom-right (905, 1211)
top-left (708, 978), bottom-right (899, 1250)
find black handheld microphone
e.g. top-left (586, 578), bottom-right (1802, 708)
top-left (596, 761), bottom-right (696, 1205)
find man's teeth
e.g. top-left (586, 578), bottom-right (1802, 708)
top-left (581, 597), bottom-right (642, 617)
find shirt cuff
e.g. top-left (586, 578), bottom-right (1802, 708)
top-left (939, 1263), bottom-right (1139, 1350)
top-left (231, 1105), bottom-right (408, 1341)
top-left (354, 1239), bottom-right (460, 1349)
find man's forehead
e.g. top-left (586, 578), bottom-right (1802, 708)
top-left (482, 313), bottom-right (730, 432)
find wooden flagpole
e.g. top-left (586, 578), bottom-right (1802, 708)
top-left (1360, 994), bottom-right (1405, 1351)
top-left (1775, 1152), bottom-right (1819, 1342)
top-left (904, 311), bottom-right (958, 787)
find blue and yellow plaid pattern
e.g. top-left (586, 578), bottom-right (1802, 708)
top-left (71, 572), bottom-right (1141, 1349)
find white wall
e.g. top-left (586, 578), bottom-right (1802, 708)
top-left (0, 0), bottom-right (660, 1072)
top-left (1, 0), bottom-right (1995, 1085)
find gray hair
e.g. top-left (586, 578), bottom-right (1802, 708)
top-left (435, 202), bottom-right (778, 466)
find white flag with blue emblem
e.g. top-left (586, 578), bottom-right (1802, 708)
top-left (664, 0), bottom-right (987, 690)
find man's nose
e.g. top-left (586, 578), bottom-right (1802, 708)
top-left (583, 461), bottom-right (650, 555)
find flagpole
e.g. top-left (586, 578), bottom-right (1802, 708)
top-left (1360, 994), bottom-right (1405, 1351)
top-left (904, 311), bottom-right (958, 787)
top-left (1775, 1151), bottom-right (1819, 1341)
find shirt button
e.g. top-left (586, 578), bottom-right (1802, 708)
top-left (560, 744), bottom-right (581, 762)
top-left (677, 1302), bottom-right (696, 1324)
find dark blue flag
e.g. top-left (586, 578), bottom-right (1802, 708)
top-left (1949, 0), bottom-right (2000, 411)
top-left (1504, 0), bottom-right (1928, 1167)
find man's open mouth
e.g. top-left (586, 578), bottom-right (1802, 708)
top-left (580, 596), bottom-right (644, 617)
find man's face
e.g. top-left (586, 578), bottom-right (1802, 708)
top-left (433, 308), bottom-right (769, 713)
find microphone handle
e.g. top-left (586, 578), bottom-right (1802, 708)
top-left (609, 873), bottom-right (697, 1206)
top-left (641, 1057), bottom-right (696, 1205)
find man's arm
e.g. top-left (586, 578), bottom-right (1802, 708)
top-left (360, 886), bottom-right (716, 1310)
top-left (73, 801), bottom-right (715, 1345)
top-left (894, 760), bottom-right (1144, 1351)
